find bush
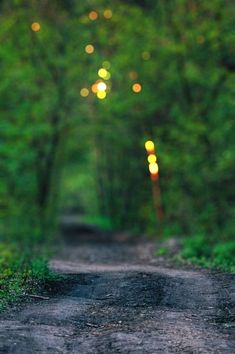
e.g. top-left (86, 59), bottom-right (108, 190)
top-left (181, 235), bottom-right (211, 259)
top-left (212, 242), bottom-right (235, 272)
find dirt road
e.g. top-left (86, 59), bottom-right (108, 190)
top-left (0, 224), bottom-right (234, 353)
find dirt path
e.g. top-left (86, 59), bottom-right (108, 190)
top-left (0, 224), bottom-right (234, 353)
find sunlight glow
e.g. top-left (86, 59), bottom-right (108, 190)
top-left (148, 154), bottom-right (157, 164)
top-left (85, 44), bottom-right (95, 54)
top-left (145, 140), bottom-right (155, 152)
top-left (149, 162), bottom-right (159, 175)
top-left (89, 11), bottom-right (98, 21)
top-left (31, 22), bottom-right (41, 32)
top-left (80, 88), bottom-right (89, 97)
top-left (132, 83), bottom-right (142, 93)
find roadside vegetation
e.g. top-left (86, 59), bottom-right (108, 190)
top-left (0, 0), bottom-right (234, 309)
top-left (179, 236), bottom-right (235, 273)
top-left (0, 244), bottom-right (58, 310)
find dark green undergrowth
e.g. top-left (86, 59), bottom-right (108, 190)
top-left (78, 215), bottom-right (113, 231)
top-left (177, 235), bottom-right (235, 273)
top-left (0, 243), bottom-right (58, 311)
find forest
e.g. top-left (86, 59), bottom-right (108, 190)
top-left (0, 0), bottom-right (235, 309)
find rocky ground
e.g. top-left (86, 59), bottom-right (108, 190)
top-left (0, 221), bottom-right (234, 353)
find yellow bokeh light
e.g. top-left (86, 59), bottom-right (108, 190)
top-left (80, 88), bottom-right (89, 97)
top-left (97, 82), bottom-right (107, 92)
top-left (102, 61), bottom-right (111, 69)
top-left (97, 91), bottom-right (107, 99)
top-left (145, 140), bottom-right (155, 152)
top-left (31, 22), bottom-right (41, 32)
top-left (104, 72), bottom-right (111, 80)
top-left (132, 83), bottom-right (142, 93)
top-left (89, 11), bottom-right (98, 20)
top-left (103, 9), bottom-right (113, 19)
top-left (149, 162), bottom-right (159, 175)
top-left (98, 68), bottom-right (108, 79)
top-left (148, 154), bottom-right (157, 164)
top-left (85, 44), bottom-right (94, 54)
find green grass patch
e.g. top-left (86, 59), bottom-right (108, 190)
top-left (0, 243), bottom-right (57, 311)
top-left (179, 235), bottom-right (235, 272)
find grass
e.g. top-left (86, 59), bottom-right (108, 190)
top-left (177, 235), bottom-right (235, 273)
top-left (0, 243), bottom-right (58, 311)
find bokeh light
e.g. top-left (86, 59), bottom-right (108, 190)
top-left (145, 140), bottom-right (154, 152)
top-left (148, 154), bottom-right (157, 164)
top-left (97, 82), bottom-right (107, 91)
top-left (31, 22), bottom-right (41, 32)
top-left (103, 9), bottom-right (113, 19)
top-left (149, 162), bottom-right (159, 174)
top-left (91, 83), bottom-right (98, 93)
top-left (104, 72), bottom-right (111, 80)
top-left (98, 68), bottom-right (111, 80)
top-left (98, 68), bottom-right (108, 79)
top-left (97, 91), bottom-right (107, 99)
top-left (132, 83), bottom-right (142, 93)
top-left (80, 88), bottom-right (89, 97)
top-left (89, 11), bottom-right (98, 21)
top-left (85, 44), bottom-right (95, 54)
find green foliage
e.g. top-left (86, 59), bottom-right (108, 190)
top-left (0, 0), bottom-right (234, 275)
top-left (0, 243), bottom-right (55, 311)
top-left (212, 242), bottom-right (235, 272)
top-left (179, 236), bottom-right (235, 272)
top-left (30, 257), bottom-right (50, 280)
top-left (181, 235), bottom-right (211, 259)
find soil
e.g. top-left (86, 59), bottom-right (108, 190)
top-left (0, 221), bottom-right (234, 353)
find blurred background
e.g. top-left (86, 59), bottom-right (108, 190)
top-left (0, 0), bottom-right (234, 271)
